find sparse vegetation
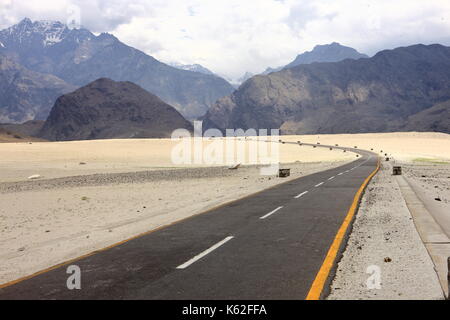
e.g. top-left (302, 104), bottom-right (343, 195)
top-left (413, 158), bottom-right (450, 164)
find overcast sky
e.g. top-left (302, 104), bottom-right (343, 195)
top-left (2, 0), bottom-right (450, 81)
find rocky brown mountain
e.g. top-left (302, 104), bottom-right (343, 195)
top-left (0, 127), bottom-right (46, 143)
top-left (39, 78), bottom-right (194, 141)
top-left (203, 44), bottom-right (450, 134)
top-left (0, 120), bottom-right (45, 137)
top-left (403, 99), bottom-right (450, 133)
top-left (0, 19), bottom-right (234, 120)
top-left (0, 53), bottom-right (75, 123)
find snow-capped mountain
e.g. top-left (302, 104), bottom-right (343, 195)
top-left (0, 18), bottom-right (98, 73)
top-left (0, 18), bottom-right (87, 49)
top-left (0, 18), bottom-right (234, 120)
top-left (169, 62), bottom-right (215, 76)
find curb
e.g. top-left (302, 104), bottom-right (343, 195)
top-left (396, 175), bottom-right (450, 299)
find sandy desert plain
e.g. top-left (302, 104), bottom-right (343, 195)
top-left (0, 131), bottom-right (449, 299)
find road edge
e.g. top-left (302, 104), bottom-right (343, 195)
top-left (306, 156), bottom-right (380, 300)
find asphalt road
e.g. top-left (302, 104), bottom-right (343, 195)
top-left (0, 143), bottom-right (378, 300)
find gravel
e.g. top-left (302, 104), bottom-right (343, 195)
top-left (0, 166), bottom-right (236, 194)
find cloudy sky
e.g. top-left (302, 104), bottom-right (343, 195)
top-left (2, 0), bottom-right (450, 81)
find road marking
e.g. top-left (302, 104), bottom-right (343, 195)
top-left (260, 206), bottom-right (283, 220)
top-left (338, 173), bottom-right (343, 176)
top-left (328, 176), bottom-right (335, 181)
top-left (315, 182), bottom-right (324, 187)
top-left (294, 191), bottom-right (309, 199)
top-left (176, 236), bottom-right (234, 269)
top-left (306, 157), bottom-right (381, 300)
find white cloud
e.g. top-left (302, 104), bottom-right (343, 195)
top-left (2, 0), bottom-right (450, 81)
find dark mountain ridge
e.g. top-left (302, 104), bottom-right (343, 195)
top-left (0, 53), bottom-right (75, 123)
top-left (204, 44), bottom-right (450, 134)
top-left (39, 78), bottom-right (194, 141)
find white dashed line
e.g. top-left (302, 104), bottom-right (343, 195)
top-left (315, 182), bottom-right (324, 187)
top-left (328, 176), bottom-right (335, 180)
top-left (294, 191), bottom-right (309, 199)
top-left (260, 206), bottom-right (284, 220)
top-left (176, 236), bottom-right (234, 269)
top-left (338, 173), bottom-right (344, 176)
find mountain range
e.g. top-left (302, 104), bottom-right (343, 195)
top-left (1, 18), bottom-right (449, 137)
top-left (203, 44), bottom-right (450, 134)
top-left (0, 18), bottom-right (234, 121)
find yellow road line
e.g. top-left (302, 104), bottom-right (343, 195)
top-left (306, 156), bottom-right (381, 300)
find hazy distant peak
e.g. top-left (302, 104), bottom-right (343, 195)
top-left (313, 41), bottom-right (341, 49)
top-left (284, 42), bottom-right (368, 69)
top-left (261, 42), bottom-right (368, 76)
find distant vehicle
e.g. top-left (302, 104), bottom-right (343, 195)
top-left (335, 144), bottom-right (339, 146)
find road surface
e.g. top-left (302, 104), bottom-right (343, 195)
top-left (0, 143), bottom-right (378, 300)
